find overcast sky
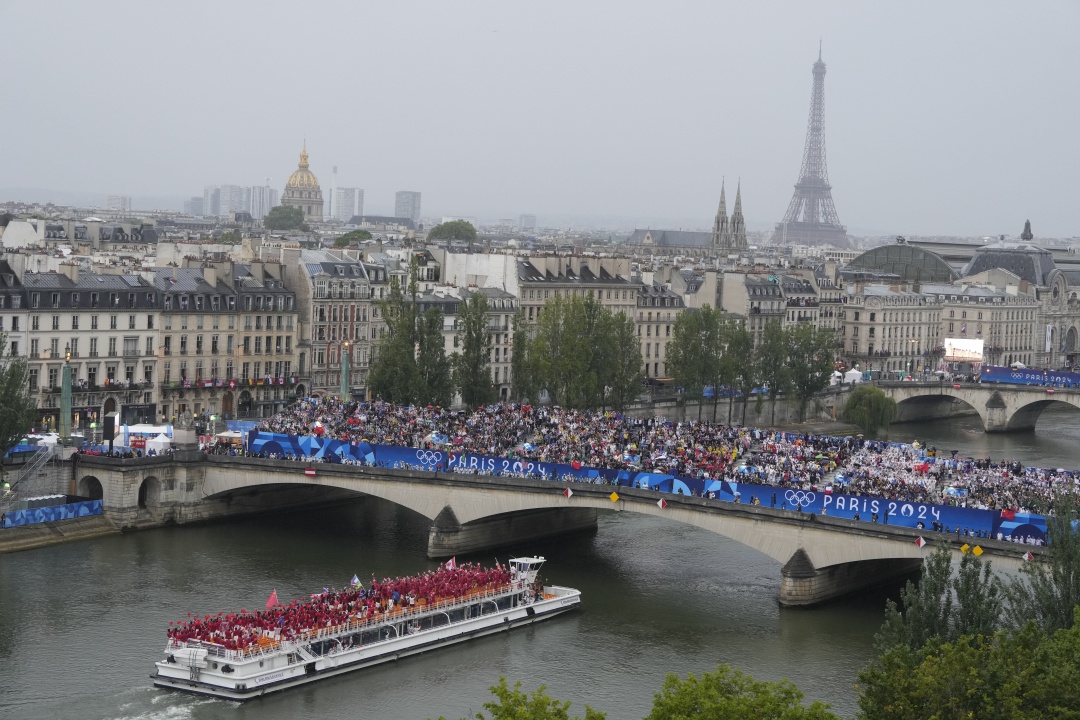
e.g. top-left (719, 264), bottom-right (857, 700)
top-left (2, 1), bottom-right (1078, 236)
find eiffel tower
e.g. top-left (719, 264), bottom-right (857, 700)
top-left (772, 47), bottom-right (848, 247)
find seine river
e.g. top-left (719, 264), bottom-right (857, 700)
top-left (2, 408), bottom-right (1078, 720)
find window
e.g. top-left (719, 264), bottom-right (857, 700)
top-left (124, 338), bottom-right (137, 356)
top-left (71, 315), bottom-right (79, 330)
top-left (52, 315), bottom-right (59, 330)
top-left (147, 315), bottom-right (154, 329)
top-left (129, 315), bottom-right (136, 329)
top-left (90, 337), bottom-right (98, 357)
top-left (110, 315), bottom-right (117, 330)
top-left (108, 337), bottom-right (117, 356)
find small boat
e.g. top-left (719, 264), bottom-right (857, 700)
top-left (151, 556), bottom-right (580, 700)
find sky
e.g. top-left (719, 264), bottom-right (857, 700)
top-left (2, 1), bottom-right (1079, 237)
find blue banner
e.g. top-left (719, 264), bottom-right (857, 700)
top-left (244, 431), bottom-right (1048, 543)
top-left (3, 500), bottom-right (103, 528)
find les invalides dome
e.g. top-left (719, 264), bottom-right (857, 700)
top-left (281, 141), bottom-right (324, 221)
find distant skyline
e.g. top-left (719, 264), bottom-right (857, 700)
top-left (2, 1), bottom-right (1078, 237)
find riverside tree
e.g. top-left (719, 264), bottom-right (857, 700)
top-left (333, 229), bottom-right (372, 247)
top-left (1005, 498), bottom-right (1080, 632)
top-left (785, 323), bottom-right (835, 421)
top-left (0, 332), bottom-right (37, 464)
top-left (369, 257), bottom-right (453, 405)
top-left (843, 385), bottom-right (897, 434)
top-left (509, 309), bottom-right (540, 403)
top-left (453, 291), bottom-right (496, 408)
top-left (756, 320), bottom-right (792, 425)
top-left (667, 308), bottom-right (710, 418)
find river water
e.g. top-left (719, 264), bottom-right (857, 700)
top-left (2, 409), bottom-right (1078, 720)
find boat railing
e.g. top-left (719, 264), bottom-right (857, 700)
top-left (166, 580), bottom-right (527, 662)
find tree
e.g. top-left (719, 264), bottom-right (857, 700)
top-left (0, 332), bottom-right (37, 469)
top-left (724, 320), bottom-right (757, 425)
top-left (843, 385), bottom-right (897, 434)
top-left (605, 311), bottom-right (644, 410)
top-left (218, 230), bottom-right (241, 244)
top-left (857, 621), bottom-right (1080, 720)
top-left (1005, 498), bottom-right (1080, 633)
top-left (416, 306), bottom-right (454, 407)
top-left (427, 220), bottom-right (477, 243)
top-left (645, 664), bottom-right (840, 720)
top-left (667, 309), bottom-right (710, 420)
top-left (369, 275), bottom-right (421, 403)
top-left (454, 292), bottom-right (496, 408)
top-left (756, 321), bottom-right (790, 426)
top-left (436, 677), bottom-right (605, 720)
top-left (334, 229), bottom-right (372, 247)
top-left (785, 324), bottom-right (834, 421)
top-left (264, 205), bottom-right (307, 231)
top-left (510, 309), bottom-right (540, 403)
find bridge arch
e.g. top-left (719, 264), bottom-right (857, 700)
top-left (77, 475), bottom-right (103, 501)
top-left (892, 392), bottom-right (985, 427)
top-left (1004, 397), bottom-right (1080, 431)
top-left (138, 476), bottom-right (162, 509)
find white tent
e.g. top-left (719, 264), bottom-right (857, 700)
top-left (829, 370), bottom-right (843, 386)
top-left (844, 369), bottom-right (863, 384)
top-left (146, 433), bottom-right (172, 453)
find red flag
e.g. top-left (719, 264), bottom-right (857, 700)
top-left (915, 537), bottom-right (927, 548)
top-left (1001, 508), bottom-right (1016, 521)
top-left (563, 487), bottom-right (574, 498)
top-left (305, 467), bottom-right (316, 477)
top-left (657, 498), bottom-right (668, 509)
top-left (1023, 551), bottom-right (1035, 562)
top-left (266, 590), bottom-right (279, 608)
top-left (445, 557), bottom-right (456, 570)
top-left (571, 461), bottom-right (582, 470)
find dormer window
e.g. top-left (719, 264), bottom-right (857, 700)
top-left (180, 295), bottom-right (189, 310)
top-left (71, 293), bottom-right (79, 306)
top-left (164, 295), bottom-right (172, 310)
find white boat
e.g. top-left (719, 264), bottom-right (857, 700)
top-left (151, 556), bottom-right (580, 700)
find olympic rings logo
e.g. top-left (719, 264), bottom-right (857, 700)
top-left (785, 490), bottom-right (816, 507)
top-left (415, 450), bottom-right (444, 466)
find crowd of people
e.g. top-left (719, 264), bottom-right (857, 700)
top-left (168, 562), bottom-right (514, 653)
top-left (254, 397), bottom-right (1080, 517)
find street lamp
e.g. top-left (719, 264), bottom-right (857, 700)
top-left (340, 341), bottom-right (351, 400)
top-left (60, 343), bottom-right (72, 446)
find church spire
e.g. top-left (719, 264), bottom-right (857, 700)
top-left (299, 139), bottom-right (309, 169)
top-left (712, 180), bottom-right (731, 250)
top-left (729, 180), bottom-right (747, 250)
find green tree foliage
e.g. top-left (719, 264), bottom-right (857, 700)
top-left (0, 332), bottom-right (37, 465)
top-left (756, 320), bottom-right (791, 426)
top-left (527, 294), bottom-right (641, 409)
top-left (436, 677), bottom-right (605, 720)
top-left (724, 321), bottom-right (757, 425)
top-left (416, 306), bottom-right (454, 407)
top-left (218, 230), bottom-right (241, 244)
top-left (606, 310), bottom-right (644, 410)
top-left (1005, 498), bottom-right (1080, 632)
top-left (667, 309), bottom-right (710, 419)
top-left (876, 545), bottom-right (1003, 654)
top-left (334, 229), bottom-right (372, 247)
top-left (453, 292), bottom-right (496, 408)
top-left (370, 258), bottom-right (454, 406)
top-left (427, 220), bottom-right (478, 243)
top-left (842, 385), bottom-right (898, 434)
top-left (264, 205), bottom-right (307, 231)
top-left (645, 664), bottom-right (839, 720)
top-left (510, 309), bottom-right (540, 403)
top-left (785, 324), bottom-right (835, 421)
top-left (858, 620), bottom-right (1080, 720)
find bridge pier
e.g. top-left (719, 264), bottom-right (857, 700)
top-left (426, 506), bottom-right (598, 558)
top-left (779, 549), bottom-right (922, 607)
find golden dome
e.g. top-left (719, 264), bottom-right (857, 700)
top-left (285, 141), bottom-right (320, 189)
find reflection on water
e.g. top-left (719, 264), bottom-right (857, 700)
top-left (883, 406), bottom-right (1080, 469)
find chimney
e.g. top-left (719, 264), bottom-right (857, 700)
top-left (203, 265), bottom-right (217, 287)
top-left (58, 262), bottom-right (79, 284)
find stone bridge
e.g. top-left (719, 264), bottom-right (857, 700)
top-left (879, 381), bottom-right (1080, 432)
top-left (72, 453), bottom-right (1030, 607)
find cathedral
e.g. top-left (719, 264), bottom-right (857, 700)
top-left (625, 180), bottom-right (748, 258)
top-left (282, 141), bottom-right (324, 221)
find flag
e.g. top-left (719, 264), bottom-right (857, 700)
top-left (445, 557), bottom-right (457, 570)
top-left (563, 487), bottom-right (573, 498)
top-left (305, 467), bottom-right (316, 477)
top-left (1023, 551), bottom-right (1035, 562)
top-left (265, 590), bottom-right (279, 608)
top-left (1001, 508), bottom-right (1016, 520)
top-left (657, 498), bottom-right (668, 509)
top-left (915, 537), bottom-right (927, 548)
top-left (571, 461), bottom-right (582, 470)
top-left (350, 574), bottom-right (360, 588)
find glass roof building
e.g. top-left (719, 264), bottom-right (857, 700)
top-left (846, 241), bottom-right (958, 283)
